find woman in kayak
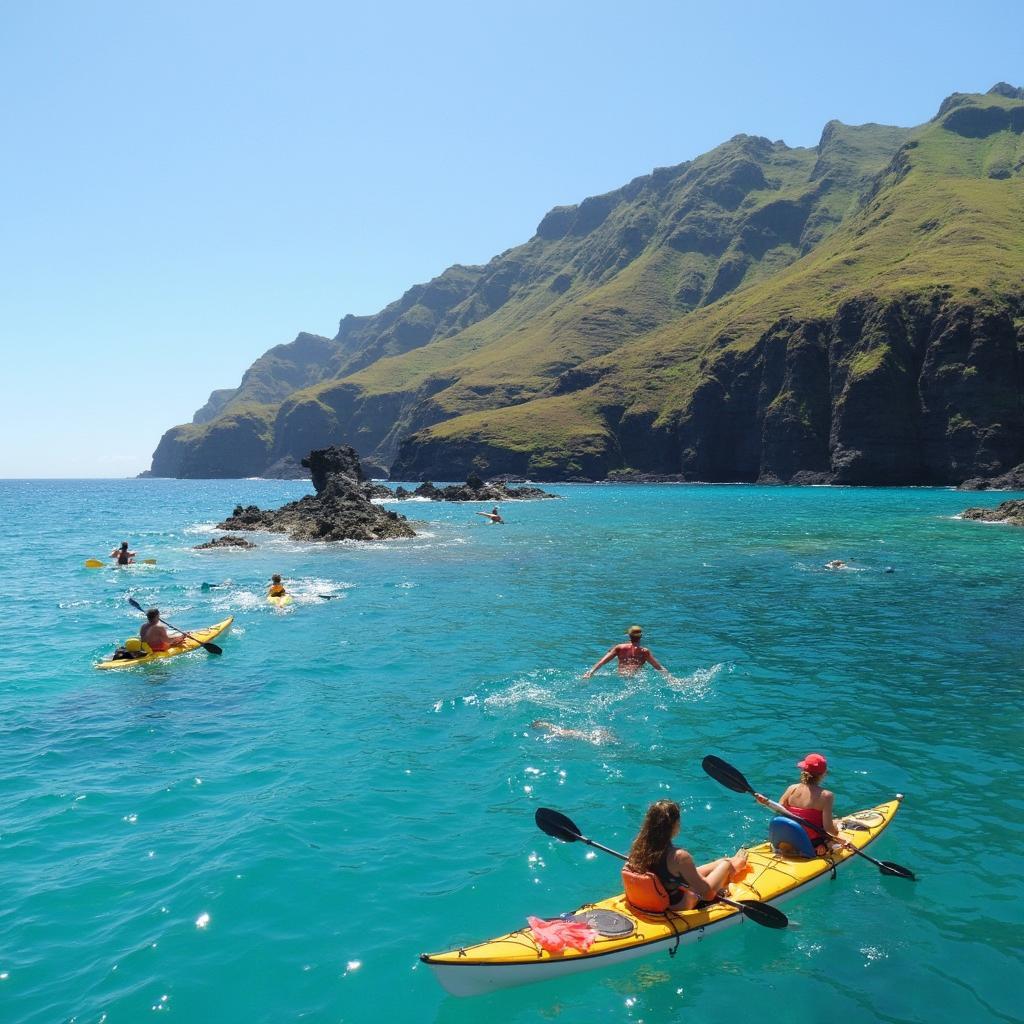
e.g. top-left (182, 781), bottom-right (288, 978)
top-left (627, 800), bottom-right (747, 910)
top-left (757, 753), bottom-right (847, 854)
top-left (268, 574), bottom-right (287, 597)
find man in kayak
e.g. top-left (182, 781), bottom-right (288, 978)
top-left (476, 506), bottom-right (504, 524)
top-left (583, 626), bottom-right (669, 679)
top-left (110, 541), bottom-right (136, 565)
top-left (140, 608), bottom-right (186, 652)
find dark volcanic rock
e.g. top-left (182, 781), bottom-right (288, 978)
top-left (392, 477), bottom-right (557, 502)
top-left (606, 470), bottom-right (688, 483)
top-left (958, 462), bottom-right (1024, 491)
top-left (217, 446), bottom-right (415, 542)
top-left (194, 536), bottom-right (257, 550)
top-left (261, 455), bottom-right (310, 480)
top-left (960, 499), bottom-right (1024, 525)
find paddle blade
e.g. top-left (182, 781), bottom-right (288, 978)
top-left (200, 642), bottom-right (223, 656)
top-left (879, 860), bottom-right (916, 880)
top-left (128, 597), bottom-right (145, 613)
top-left (702, 755), bottom-right (755, 795)
top-left (535, 807), bottom-right (583, 844)
top-left (142, 559), bottom-right (157, 565)
top-left (736, 899), bottom-right (788, 929)
top-left (84, 559), bottom-right (104, 568)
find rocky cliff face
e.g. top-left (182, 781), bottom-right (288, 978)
top-left (148, 86), bottom-right (1024, 486)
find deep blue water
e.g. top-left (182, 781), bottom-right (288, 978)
top-left (1, 479), bottom-right (1021, 1023)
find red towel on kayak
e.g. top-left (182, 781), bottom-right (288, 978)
top-left (527, 916), bottom-right (598, 953)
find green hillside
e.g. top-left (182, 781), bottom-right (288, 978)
top-left (148, 85), bottom-right (1024, 484)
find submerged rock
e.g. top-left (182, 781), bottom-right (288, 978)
top-left (194, 536), bottom-right (257, 550)
top-left (392, 476), bottom-right (557, 502)
top-left (218, 445), bottom-right (415, 542)
top-left (960, 499), bottom-right (1024, 525)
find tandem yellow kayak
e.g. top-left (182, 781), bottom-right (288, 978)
top-left (95, 617), bottom-right (234, 669)
top-left (421, 797), bottom-right (902, 997)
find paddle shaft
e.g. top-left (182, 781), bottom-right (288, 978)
top-left (127, 598), bottom-right (222, 655)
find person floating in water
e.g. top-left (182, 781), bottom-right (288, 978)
top-left (824, 560), bottom-right (848, 570)
top-left (531, 720), bottom-right (616, 744)
top-left (583, 625), bottom-right (669, 679)
top-left (110, 541), bottom-right (136, 565)
top-left (268, 574), bottom-right (287, 598)
top-left (476, 506), bottom-right (504, 524)
top-left (140, 608), bottom-right (186, 652)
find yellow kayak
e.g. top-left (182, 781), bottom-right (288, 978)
top-left (96, 617), bottom-right (234, 670)
top-left (268, 594), bottom-right (293, 608)
top-left (422, 797), bottom-right (902, 997)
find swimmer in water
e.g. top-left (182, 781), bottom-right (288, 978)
top-left (583, 625), bottom-right (670, 679)
top-left (824, 560), bottom-right (848, 570)
top-left (531, 720), bottom-right (616, 744)
top-left (476, 506), bottom-right (504, 524)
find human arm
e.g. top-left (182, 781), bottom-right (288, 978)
top-left (672, 849), bottom-right (714, 900)
top-left (583, 647), bottom-right (618, 679)
top-left (815, 790), bottom-right (839, 839)
top-left (644, 650), bottom-right (670, 675)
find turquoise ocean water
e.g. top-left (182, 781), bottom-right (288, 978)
top-left (1, 479), bottom-right (1021, 1023)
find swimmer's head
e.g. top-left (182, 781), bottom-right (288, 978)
top-left (626, 625), bottom-right (643, 638)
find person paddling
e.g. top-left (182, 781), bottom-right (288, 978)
top-left (140, 608), bottom-right (187, 652)
top-left (110, 541), bottom-right (136, 566)
top-left (268, 574), bottom-right (287, 598)
top-left (755, 753), bottom-right (852, 854)
top-left (625, 800), bottom-right (748, 911)
top-left (583, 625), bottom-right (668, 679)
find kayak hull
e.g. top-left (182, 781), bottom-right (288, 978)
top-left (96, 617), bottom-right (233, 669)
top-left (421, 797), bottom-right (902, 997)
top-left (268, 595), bottom-right (293, 607)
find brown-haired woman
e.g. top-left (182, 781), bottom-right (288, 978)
top-left (627, 799), bottom-right (748, 910)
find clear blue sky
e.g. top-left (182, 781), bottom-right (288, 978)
top-left (2, 0), bottom-right (1020, 476)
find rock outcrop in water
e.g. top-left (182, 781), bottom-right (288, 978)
top-left (218, 446), bottom-right (415, 542)
top-left (194, 536), bottom-right (257, 550)
top-left (960, 499), bottom-right (1024, 525)
top-left (958, 463), bottom-right (1024, 491)
top-left (391, 476), bottom-right (558, 501)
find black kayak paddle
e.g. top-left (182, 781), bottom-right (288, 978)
top-left (701, 755), bottom-right (915, 880)
top-left (128, 597), bottom-right (223, 655)
top-left (535, 807), bottom-right (788, 929)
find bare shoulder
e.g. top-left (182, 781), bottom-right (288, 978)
top-left (671, 847), bottom-right (696, 871)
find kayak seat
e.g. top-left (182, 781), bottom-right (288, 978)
top-left (769, 816), bottom-right (817, 858)
top-left (621, 866), bottom-right (671, 913)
